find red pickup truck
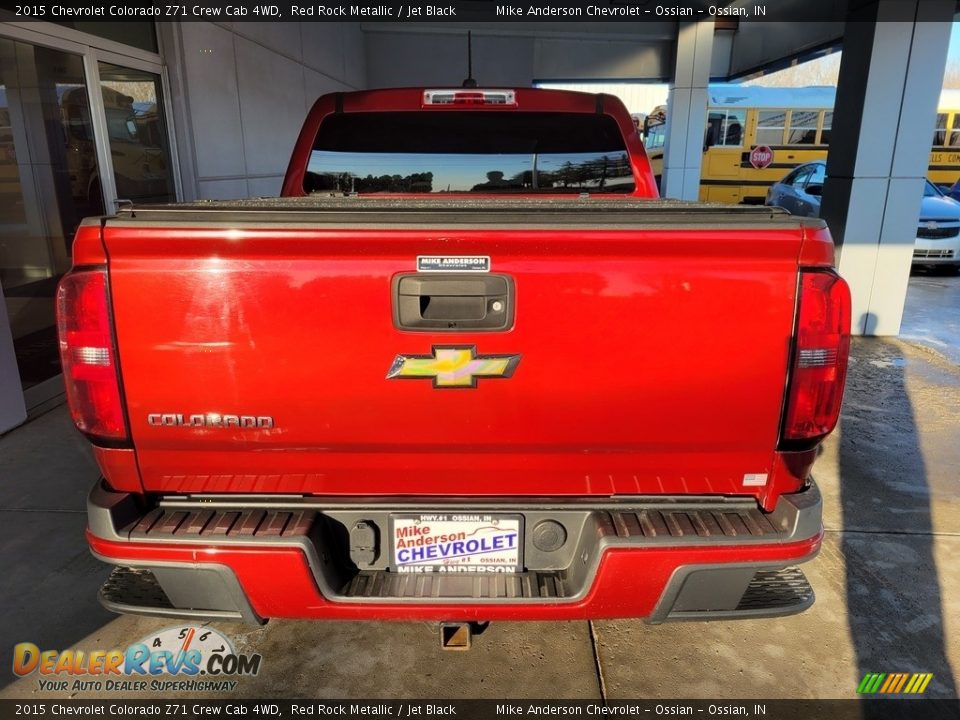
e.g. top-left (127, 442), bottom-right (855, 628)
top-left (59, 87), bottom-right (850, 628)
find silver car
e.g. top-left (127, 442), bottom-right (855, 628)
top-left (914, 183), bottom-right (960, 270)
top-left (766, 161), bottom-right (960, 271)
top-left (765, 161), bottom-right (827, 218)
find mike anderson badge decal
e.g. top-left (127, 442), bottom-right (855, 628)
top-left (417, 256), bottom-right (490, 272)
top-left (387, 346), bottom-right (520, 388)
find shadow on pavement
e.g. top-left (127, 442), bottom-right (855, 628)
top-left (839, 331), bottom-right (957, 704)
top-left (0, 408), bottom-right (116, 691)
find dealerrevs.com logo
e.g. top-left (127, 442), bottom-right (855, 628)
top-left (13, 626), bottom-right (262, 693)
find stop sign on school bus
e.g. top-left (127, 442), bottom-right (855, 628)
top-left (750, 146), bottom-right (774, 169)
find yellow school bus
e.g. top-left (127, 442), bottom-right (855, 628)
top-left (644, 85), bottom-right (960, 203)
top-left (929, 89), bottom-right (960, 188)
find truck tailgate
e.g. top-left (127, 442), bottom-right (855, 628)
top-left (101, 200), bottom-right (810, 499)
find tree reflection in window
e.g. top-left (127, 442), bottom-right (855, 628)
top-left (305, 151), bottom-right (633, 194)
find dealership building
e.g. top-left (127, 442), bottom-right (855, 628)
top-left (0, 2), bottom-right (955, 433)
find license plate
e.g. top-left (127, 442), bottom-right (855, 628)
top-left (390, 513), bottom-right (523, 573)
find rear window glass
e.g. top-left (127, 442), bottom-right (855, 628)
top-left (305, 111), bottom-right (635, 194)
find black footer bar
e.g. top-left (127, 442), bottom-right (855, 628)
top-left (2, 699), bottom-right (960, 720)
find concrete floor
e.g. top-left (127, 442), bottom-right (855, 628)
top-left (1, 276), bottom-right (958, 700)
top-left (901, 271), bottom-right (960, 365)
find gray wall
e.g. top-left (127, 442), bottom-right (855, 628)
top-left (161, 22), bottom-right (366, 200)
top-left (364, 24), bottom-right (673, 87)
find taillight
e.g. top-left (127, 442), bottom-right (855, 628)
top-left (781, 270), bottom-right (851, 444)
top-left (56, 268), bottom-right (129, 444)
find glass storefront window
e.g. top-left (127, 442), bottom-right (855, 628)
top-left (0, 39), bottom-right (103, 388)
top-left (98, 62), bottom-right (175, 204)
top-left (0, 30), bottom-right (174, 403)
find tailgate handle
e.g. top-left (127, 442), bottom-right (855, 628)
top-left (393, 274), bottom-right (514, 331)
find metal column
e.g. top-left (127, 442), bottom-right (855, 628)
top-left (662, 21), bottom-right (714, 200)
top-left (821, 0), bottom-right (954, 335)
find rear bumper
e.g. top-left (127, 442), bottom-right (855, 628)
top-left (87, 482), bottom-right (823, 623)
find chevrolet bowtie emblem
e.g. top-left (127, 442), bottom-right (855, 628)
top-left (386, 346), bottom-right (521, 388)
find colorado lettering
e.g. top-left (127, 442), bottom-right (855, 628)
top-left (147, 413), bottom-right (274, 429)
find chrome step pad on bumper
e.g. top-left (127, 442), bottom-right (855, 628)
top-left (122, 505), bottom-right (783, 544)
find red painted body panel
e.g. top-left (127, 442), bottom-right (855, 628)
top-left (73, 224), bottom-right (108, 265)
top-left (102, 225), bottom-right (809, 507)
top-left (92, 447), bottom-right (142, 493)
top-left (87, 530), bottom-right (822, 621)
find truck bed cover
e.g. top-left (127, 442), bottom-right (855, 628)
top-left (105, 197), bottom-right (822, 229)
